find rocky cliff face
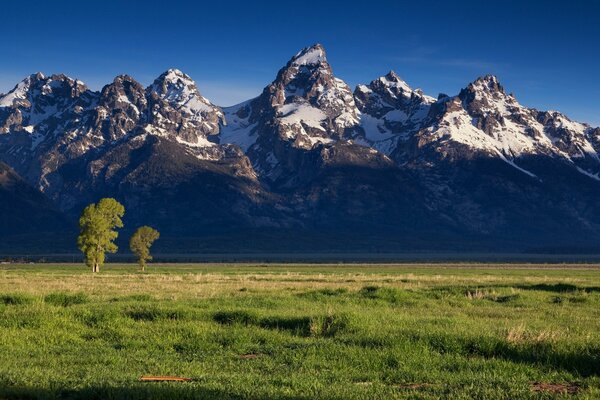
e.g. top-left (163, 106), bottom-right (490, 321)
top-left (1, 44), bottom-right (600, 252)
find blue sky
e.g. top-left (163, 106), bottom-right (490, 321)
top-left (1, 0), bottom-right (598, 125)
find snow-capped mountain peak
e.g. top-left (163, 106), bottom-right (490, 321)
top-left (0, 72), bottom-right (92, 138)
top-left (0, 72), bottom-right (69, 109)
top-left (401, 73), bottom-right (600, 181)
top-left (354, 72), bottom-right (436, 154)
top-left (148, 69), bottom-right (220, 115)
top-left (258, 44), bottom-right (359, 148)
top-left (461, 74), bottom-right (511, 104)
top-left (273, 44), bottom-right (333, 94)
top-left (150, 69), bottom-right (199, 102)
top-left (378, 70), bottom-right (413, 94)
top-left (290, 44), bottom-right (327, 67)
top-left (143, 69), bottom-right (224, 148)
top-left (0, 74), bottom-right (39, 108)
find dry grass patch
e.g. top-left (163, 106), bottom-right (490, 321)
top-left (506, 325), bottom-right (561, 345)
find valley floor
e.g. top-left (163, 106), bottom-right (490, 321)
top-left (0, 263), bottom-right (599, 399)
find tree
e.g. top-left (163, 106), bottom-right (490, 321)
top-left (129, 226), bottom-right (160, 271)
top-left (77, 198), bottom-right (125, 273)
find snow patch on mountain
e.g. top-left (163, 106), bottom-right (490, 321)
top-left (220, 100), bottom-right (259, 152)
top-left (278, 103), bottom-right (327, 132)
top-left (0, 76), bottom-right (34, 108)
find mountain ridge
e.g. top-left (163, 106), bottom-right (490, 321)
top-left (1, 43), bottom-right (600, 253)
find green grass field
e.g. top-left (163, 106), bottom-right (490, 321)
top-left (0, 263), bottom-right (599, 399)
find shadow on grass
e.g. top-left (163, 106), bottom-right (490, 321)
top-left (426, 283), bottom-right (600, 298)
top-left (212, 310), bottom-right (258, 325)
top-left (0, 293), bottom-right (33, 305)
top-left (259, 316), bottom-right (312, 336)
top-left (44, 292), bottom-right (88, 307)
top-left (123, 306), bottom-right (186, 321)
top-left (0, 384), bottom-right (314, 400)
top-left (212, 311), bottom-right (349, 338)
top-left (514, 283), bottom-right (600, 293)
top-left (425, 333), bottom-right (600, 377)
top-left (213, 311), bottom-right (314, 337)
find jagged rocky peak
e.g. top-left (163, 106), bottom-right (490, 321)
top-left (355, 70), bottom-right (435, 116)
top-left (100, 74), bottom-right (147, 110)
top-left (150, 68), bottom-right (223, 117)
top-left (455, 75), bottom-right (530, 133)
top-left (268, 43), bottom-right (335, 104)
top-left (0, 72), bottom-right (93, 135)
top-left (459, 74), bottom-right (514, 107)
top-left (471, 74), bottom-right (504, 91)
top-left (404, 73), bottom-right (600, 181)
top-left (0, 72), bottom-right (46, 109)
top-left (219, 44), bottom-right (362, 183)
top-left (280, 43), bottom-right (330, 85)
top-left (87, 75), bottom-right (148, 143)
top-left (291, 43), bottom-right (327, 66)
top-left (0, 72), bottom-right (89, 109)
top-left (362, 71), bottom-right (434, 100)
top-left (353, 71), bottom-right (435, 155)
top-left (149, 68), bottom-right (217, 111)
top-left (375, 71), bottom-right (416, 95)
top-left (150, 69), bottom-right (197, 99)
top-left (262, 43), bottom-right (359, 142)
top-left (145, 68), bottom-right (224, 141)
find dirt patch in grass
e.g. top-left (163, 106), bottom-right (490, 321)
top-left (530, 382), bottom-right (580, 394)
top-left (298, 288), bottom-right (348, 299)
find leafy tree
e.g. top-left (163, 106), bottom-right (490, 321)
top-left (129, 226), bottom-right (160, 271)
top-left (77, 198), bottom-right (125, 273)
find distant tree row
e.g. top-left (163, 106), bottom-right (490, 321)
top-left (77, 198), bottom-right (159, 273)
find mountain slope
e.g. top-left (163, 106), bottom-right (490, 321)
top-left (0, 161), bottom-right (70, 245)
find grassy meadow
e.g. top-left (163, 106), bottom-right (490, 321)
top-left (0, 263), bottom-right (599, 399)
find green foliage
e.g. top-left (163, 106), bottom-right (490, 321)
top-left (129, 226), bottom-right (160, 271)
top-left (77, 198), bottom-right (125, 272)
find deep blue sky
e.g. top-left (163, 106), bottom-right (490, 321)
top-left (1, 0), bottom-right (598, 125)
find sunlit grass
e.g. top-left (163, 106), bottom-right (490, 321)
top-left (0, 263), bottom-right (598, 399)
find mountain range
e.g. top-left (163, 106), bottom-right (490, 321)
top-left (1, 44), bottom-right (600, 254)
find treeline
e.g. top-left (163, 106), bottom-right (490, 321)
top-left (78, 198), bottom-right (159, 272)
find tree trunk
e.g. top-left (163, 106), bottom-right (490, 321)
top-left (93, 262), bottom-right (99, 273)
